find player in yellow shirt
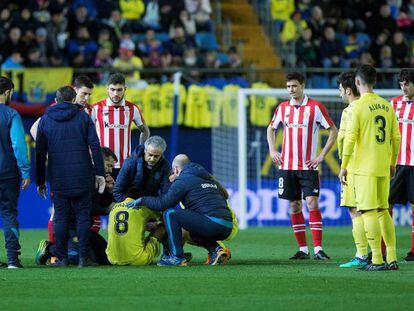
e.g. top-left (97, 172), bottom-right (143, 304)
top-left (336, 72), bottom-right (369, 268)
top-left (339, 65), bottom-right (401, 271)
top-left (106, 198), bottom-right (163, 265)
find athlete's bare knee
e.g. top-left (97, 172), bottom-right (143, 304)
top-left (290, 200), bottom-right (302, 213)
top-left (306, 196), bottom-right (319, 211)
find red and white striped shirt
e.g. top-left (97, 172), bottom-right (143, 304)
top-left (269, 96), bottom-right (334, 170)
top-left (392, 95), bottom-right (414, 166)
top-left (92, 98), bottom-right (145, 169)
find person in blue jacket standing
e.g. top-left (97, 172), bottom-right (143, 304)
top-left (36, 86), bottom-right (105, 267)
top-left (0, 77), bottom-right (31, 269)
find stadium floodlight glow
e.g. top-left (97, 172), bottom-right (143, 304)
top-left (212, 88), bottom-right (400, 230)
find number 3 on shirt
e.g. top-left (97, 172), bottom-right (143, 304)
top-left (115, 211), bottom-right (129, 234)
top-left (375, 115), bottom-right (386, 144)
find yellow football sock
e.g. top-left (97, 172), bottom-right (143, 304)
top-left (378, 209), bottom-right (397, 263)
top-left (352, 215), bottom-right (368, 257)
top-left (362, 210), bottom-right (383, 265)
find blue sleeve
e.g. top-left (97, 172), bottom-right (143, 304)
top-left (159, 163), bottom-right (171, 194)
top-left (35, 118), bottom-right (48, 185)
top-left (10, 111), bottom-right (30, 179)
top-left (87, 117), bottom-right (105, 176)
top-left (113, 159), bottom-right (134, 202)
top-left (141, 180), bottom-right (187, 211)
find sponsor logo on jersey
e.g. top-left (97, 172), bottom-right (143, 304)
top-left (104, 122), bottom-right (129, 129)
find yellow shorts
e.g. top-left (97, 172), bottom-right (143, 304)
top-left (340, 173), bottom-right (356, 208)
top-left (354, 175), bottom-right (390, 211)
top-left (130, 237), bottom-right (161, 266)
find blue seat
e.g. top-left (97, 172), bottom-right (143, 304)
top-left (155, 32), bottom-right (170, 42)
top-left (195, 32), bottom-right (219, 50)
top-left (217, 52), bottom-right (229, 65)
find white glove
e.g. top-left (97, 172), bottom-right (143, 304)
top-left (95, 175), bottom-right (106, 194)
top-left (37, 184), bottom-right (47, 199)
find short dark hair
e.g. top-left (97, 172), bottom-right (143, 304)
top-left (56, 85), bottom-right (77, 103)
top-left (101, 147), bottom-right (117, 162)
top-left (355, 64), bottom-right (376, 85)
top-left (397, 69), bottom-right (414, 84)
top-left (73, 75), bottom-right (94, 89)
top-left (286, 72), bottom-right (305, 84)
top-left (108, 73), bottom-right (125, 86)
top-left (337, 71), bottom-right (359, 96)
top-left (0, 76), bottom-right (14, 94)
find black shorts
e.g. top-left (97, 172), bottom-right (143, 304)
top-left (389, 165), bottom-right (414, 205)
top-left (276, 170), bottom-right (320, 201)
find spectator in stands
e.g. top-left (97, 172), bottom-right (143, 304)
top-left (2, 27), bottom-right (24, 60)
top-left (367, 4), bottom-right (397, 36)
top-left (25, 47), bottom-right (43, 67)
top-left (344, 33), bottom-right (365, 66)
top-left (138, 29), bottom-right (163, 56)
top-left (113, 39), bottom-right (144, 82)
top-left (47, 8), bottom-right (69, 52)
top-left (172, 10), bottom-right (197, 38)
top-left (0, 8), bottom-right (12, 35)
top-left (97, 29), bottom-right (116, 58)
top-left (377, 45), bottom-right (394, 87)
top-left (319, 26), bottom-right (345, 68)
top-left (33, 27), bottom-right (54, 66)
top-left (67, 26), bottom-right (98, 66)
top-left (203, 50), bottom-right (219, 69)
top-left (13, 7), bottom-right (40, 36)
top-left (165, 26), bottom-right (194, 59)
top-left (369, 31), bottom-right (389, 61)
top-left (225, 46), bottom-right (242, 69)
top-left (390, 31), bottom-right (410, 67)
top-left (185, 0), bottom-right (212, 31)
top-left (160, 51), bottom-right (173, 68)
top-left (295, 28), bottom-right (319, 67)
top-left (307, 6), bottom-right (325, 42)
top-left (71, 52), bottom-right (87, 68)
top-left (94, 47), bottom-right (113, 83)
top-left (33, 1), bottom-right (52, 24)
top-left (159, 0), bottom-right (185, 31)
top-left (1, 51), bottom-right (24, 70)
top-left (359, 51), bottom-right (375, 67)
top-left (269, 0), bottom-right (295, 30)
top-left (119, 0), bottom-right (145, 32)
top-left (403, 0), bottom-right (414, 20)
top-left (68, 5), bottom-right (97, 38)
top-left (281, 11), bottom-right (308, 44)
top-left (142, 0), bottom-right (161, 30)
top-left (103, 9), bottom-right (128, 40)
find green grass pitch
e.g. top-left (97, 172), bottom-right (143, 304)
top-left (0, 227), bottom-right (413, 310)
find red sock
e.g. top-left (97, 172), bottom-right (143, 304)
top-left (47, 220), bottom-right (55, 243)
top-left (381, 209), bottom-right (393, 255)
top-left (291, 212), bottom-right (307, 247)
top-left (411, 216), bottom-right (414, 253)
top-left (309, 210), bottom-right (322, 247)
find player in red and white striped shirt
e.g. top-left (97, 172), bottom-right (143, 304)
top-left (389, 68), bottom-right (414, 261)
top-left (267, 72), bottom-right (338, 260)
top-left (91, 73), bottom-right (150, 174)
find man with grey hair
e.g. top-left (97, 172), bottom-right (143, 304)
top-left (113, 135), bottom-right (171, 202)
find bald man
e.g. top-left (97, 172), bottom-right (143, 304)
top-left (127, 154), bottom-right (236, 266)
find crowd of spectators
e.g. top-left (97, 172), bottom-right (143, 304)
top-left (0, 0), bottom-right (243, 85)
top-left (271, 0), bottom-right (414, 87)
